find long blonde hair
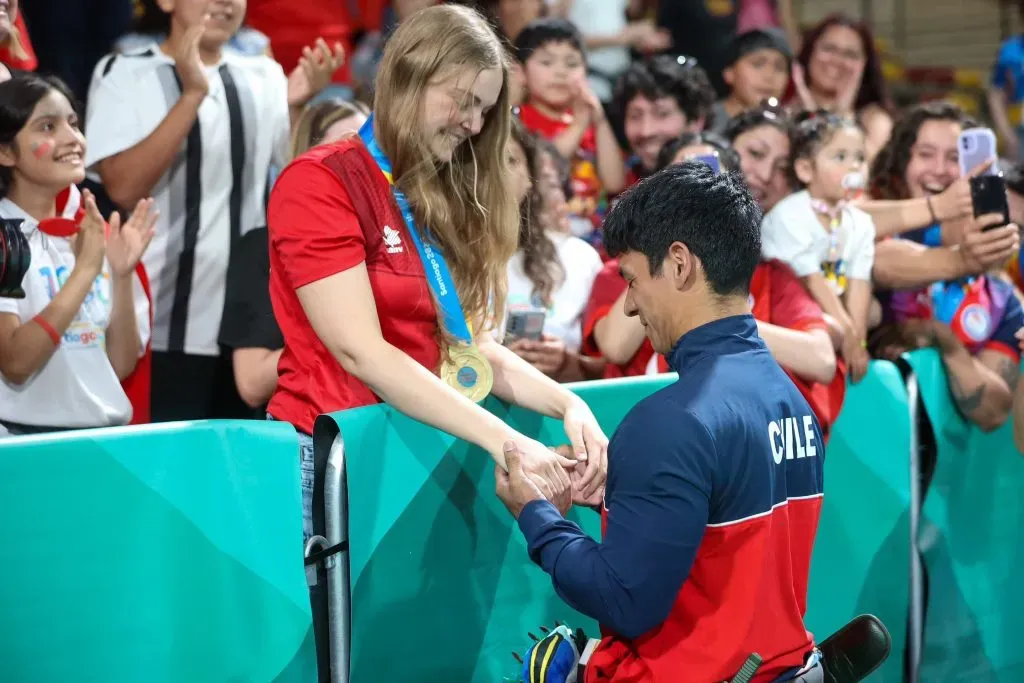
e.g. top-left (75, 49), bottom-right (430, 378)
top-left (373, 4), bottom-right (517, 342)
top-left (291, 98), bottom-right (370, 159)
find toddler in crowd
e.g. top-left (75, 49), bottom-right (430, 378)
top-left (761, 112), bottom-right (875, 381)
top-left (514, 18), bottom-right (625, 245)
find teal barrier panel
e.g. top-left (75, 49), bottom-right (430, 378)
top-left (0, 420), bottom-right (317, 683)
top-left (316, 376), bottom-right (671, 683)
top-left (903, 349), bottom-right (1024, 682)
top-left (318, 367), bottom-right (918, 682)
top-left (804, 361), bottom-right (911, 683)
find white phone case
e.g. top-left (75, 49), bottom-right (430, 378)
top-left (957, 127), bottom-right (999, 178)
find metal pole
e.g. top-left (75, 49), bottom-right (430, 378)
top-left (906, 371), bottom-right (922, 683)
top-left (325, 436), bottom-right (352, 683)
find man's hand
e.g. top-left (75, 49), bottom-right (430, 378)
top-left (496, 440), bottom-right (548, 519)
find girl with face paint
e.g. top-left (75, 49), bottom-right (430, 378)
top-left (0, 74), bottom-right (157, 434)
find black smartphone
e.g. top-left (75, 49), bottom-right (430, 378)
top-left (970, 174), bottom-right (1010, 231)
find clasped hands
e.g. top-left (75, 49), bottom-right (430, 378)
top-left (495, 398), bottom-right (608, 519)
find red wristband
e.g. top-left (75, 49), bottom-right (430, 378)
top-left (32, 316), bottom-right (61, 346)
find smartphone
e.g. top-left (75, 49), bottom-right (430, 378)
top-left (504, 309), bottom-right (546, 344)
top-left (970, 174), bottom-right (1010, 231)
top-left (958, 127), bottom-right (999, 178)
top-left (694, 153), bottom-right (721, 175)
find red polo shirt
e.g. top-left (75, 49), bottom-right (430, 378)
top-left (266, 137), bottom-right (439, 434)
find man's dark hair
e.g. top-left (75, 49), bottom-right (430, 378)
top-left (513, 18), bottom-right (584, 64)
top-left (656, 131), bottom-right (741, 173)
top-left (603, 163), bottom-right (762, 296)
top-left (612, 55), bottom-right (716, 128)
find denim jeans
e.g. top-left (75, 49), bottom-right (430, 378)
top-left (267, 414), bottom-right (315, 543)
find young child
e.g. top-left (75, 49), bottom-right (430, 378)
top-left (761, 112), bottom-right (875, 382)
top-left (711, 27), bottom-right (792, 135)
top-left (514, 18), bottom-right (625, 245)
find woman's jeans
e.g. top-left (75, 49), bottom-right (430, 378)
top-left (267, 414), bottom-right (315, 542)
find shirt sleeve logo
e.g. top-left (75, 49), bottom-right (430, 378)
top-left (383, 225), bottom-right (404, 254)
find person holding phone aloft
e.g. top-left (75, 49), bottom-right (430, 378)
top-left (267, 5), bottom-right (609, 539)
top-left (869, 101), bottom-right (1023, 432)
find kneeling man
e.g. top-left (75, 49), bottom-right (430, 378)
top-left (497, 163), bottom-right (826, 682)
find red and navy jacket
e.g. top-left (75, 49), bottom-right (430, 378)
top-left (518, 315), bottom-right (824, 682)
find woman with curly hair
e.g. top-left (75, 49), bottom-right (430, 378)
top-left (502, 119), bottom-right (605, 382)
top-left (868, 100), bottom-right (1023, 431)
top-left (790, 13), bottom-right (892, 160)
top-left (865, 101), bottom-right (1020, 291)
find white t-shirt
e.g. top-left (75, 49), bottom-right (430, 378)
top-left (85, 45), bottom-right (290, 357)
top-left (502, 232), bottom-right (603, 352)
top-left (568, 0), bottom-right (630, 102)
top-left (760, 190), bottom-right (876, 296)
top-left (0, 198), bottom-right (150, 429)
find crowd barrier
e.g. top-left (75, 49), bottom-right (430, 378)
top-left (0, 420), bottom-right (317, 683)
top-left (0, 350), bottom-right (1019, 682)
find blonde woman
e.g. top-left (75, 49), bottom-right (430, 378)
top-left (267, 4), bottom-right (608, 539)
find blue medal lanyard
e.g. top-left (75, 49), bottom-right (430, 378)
top-left (358, 116), bottom-right (474, 344)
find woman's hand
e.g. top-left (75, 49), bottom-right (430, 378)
top-left (562, 396), bottom-right (609, 503)
top-left (509, 333), bottom-right (568, 377)
top-left (835, 60), bottom-right (866, 117)
top-left (72, 190), bottom-right (108, 278)
top-left (791, 64), bottom-right (818, 112)
top-left (106, 197), bottom-right (158, 278)
top-left (288, 38), bottom-right (345, 107)
top-left (933, 159), bottom-right (992, 222)
top-left (958, 215), bottom-right (1020, 274)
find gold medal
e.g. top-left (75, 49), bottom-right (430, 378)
top-left (441, 344), bottom-right (493, 403)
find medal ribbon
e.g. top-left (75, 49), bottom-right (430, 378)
top-left (359, 116), bottom-right (474, 344)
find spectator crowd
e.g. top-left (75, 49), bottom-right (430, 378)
top-left (2, 0), bottom-right (1024, 450)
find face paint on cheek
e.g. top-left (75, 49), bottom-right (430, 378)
top-left (31, 141), bottom-right (53, 160)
